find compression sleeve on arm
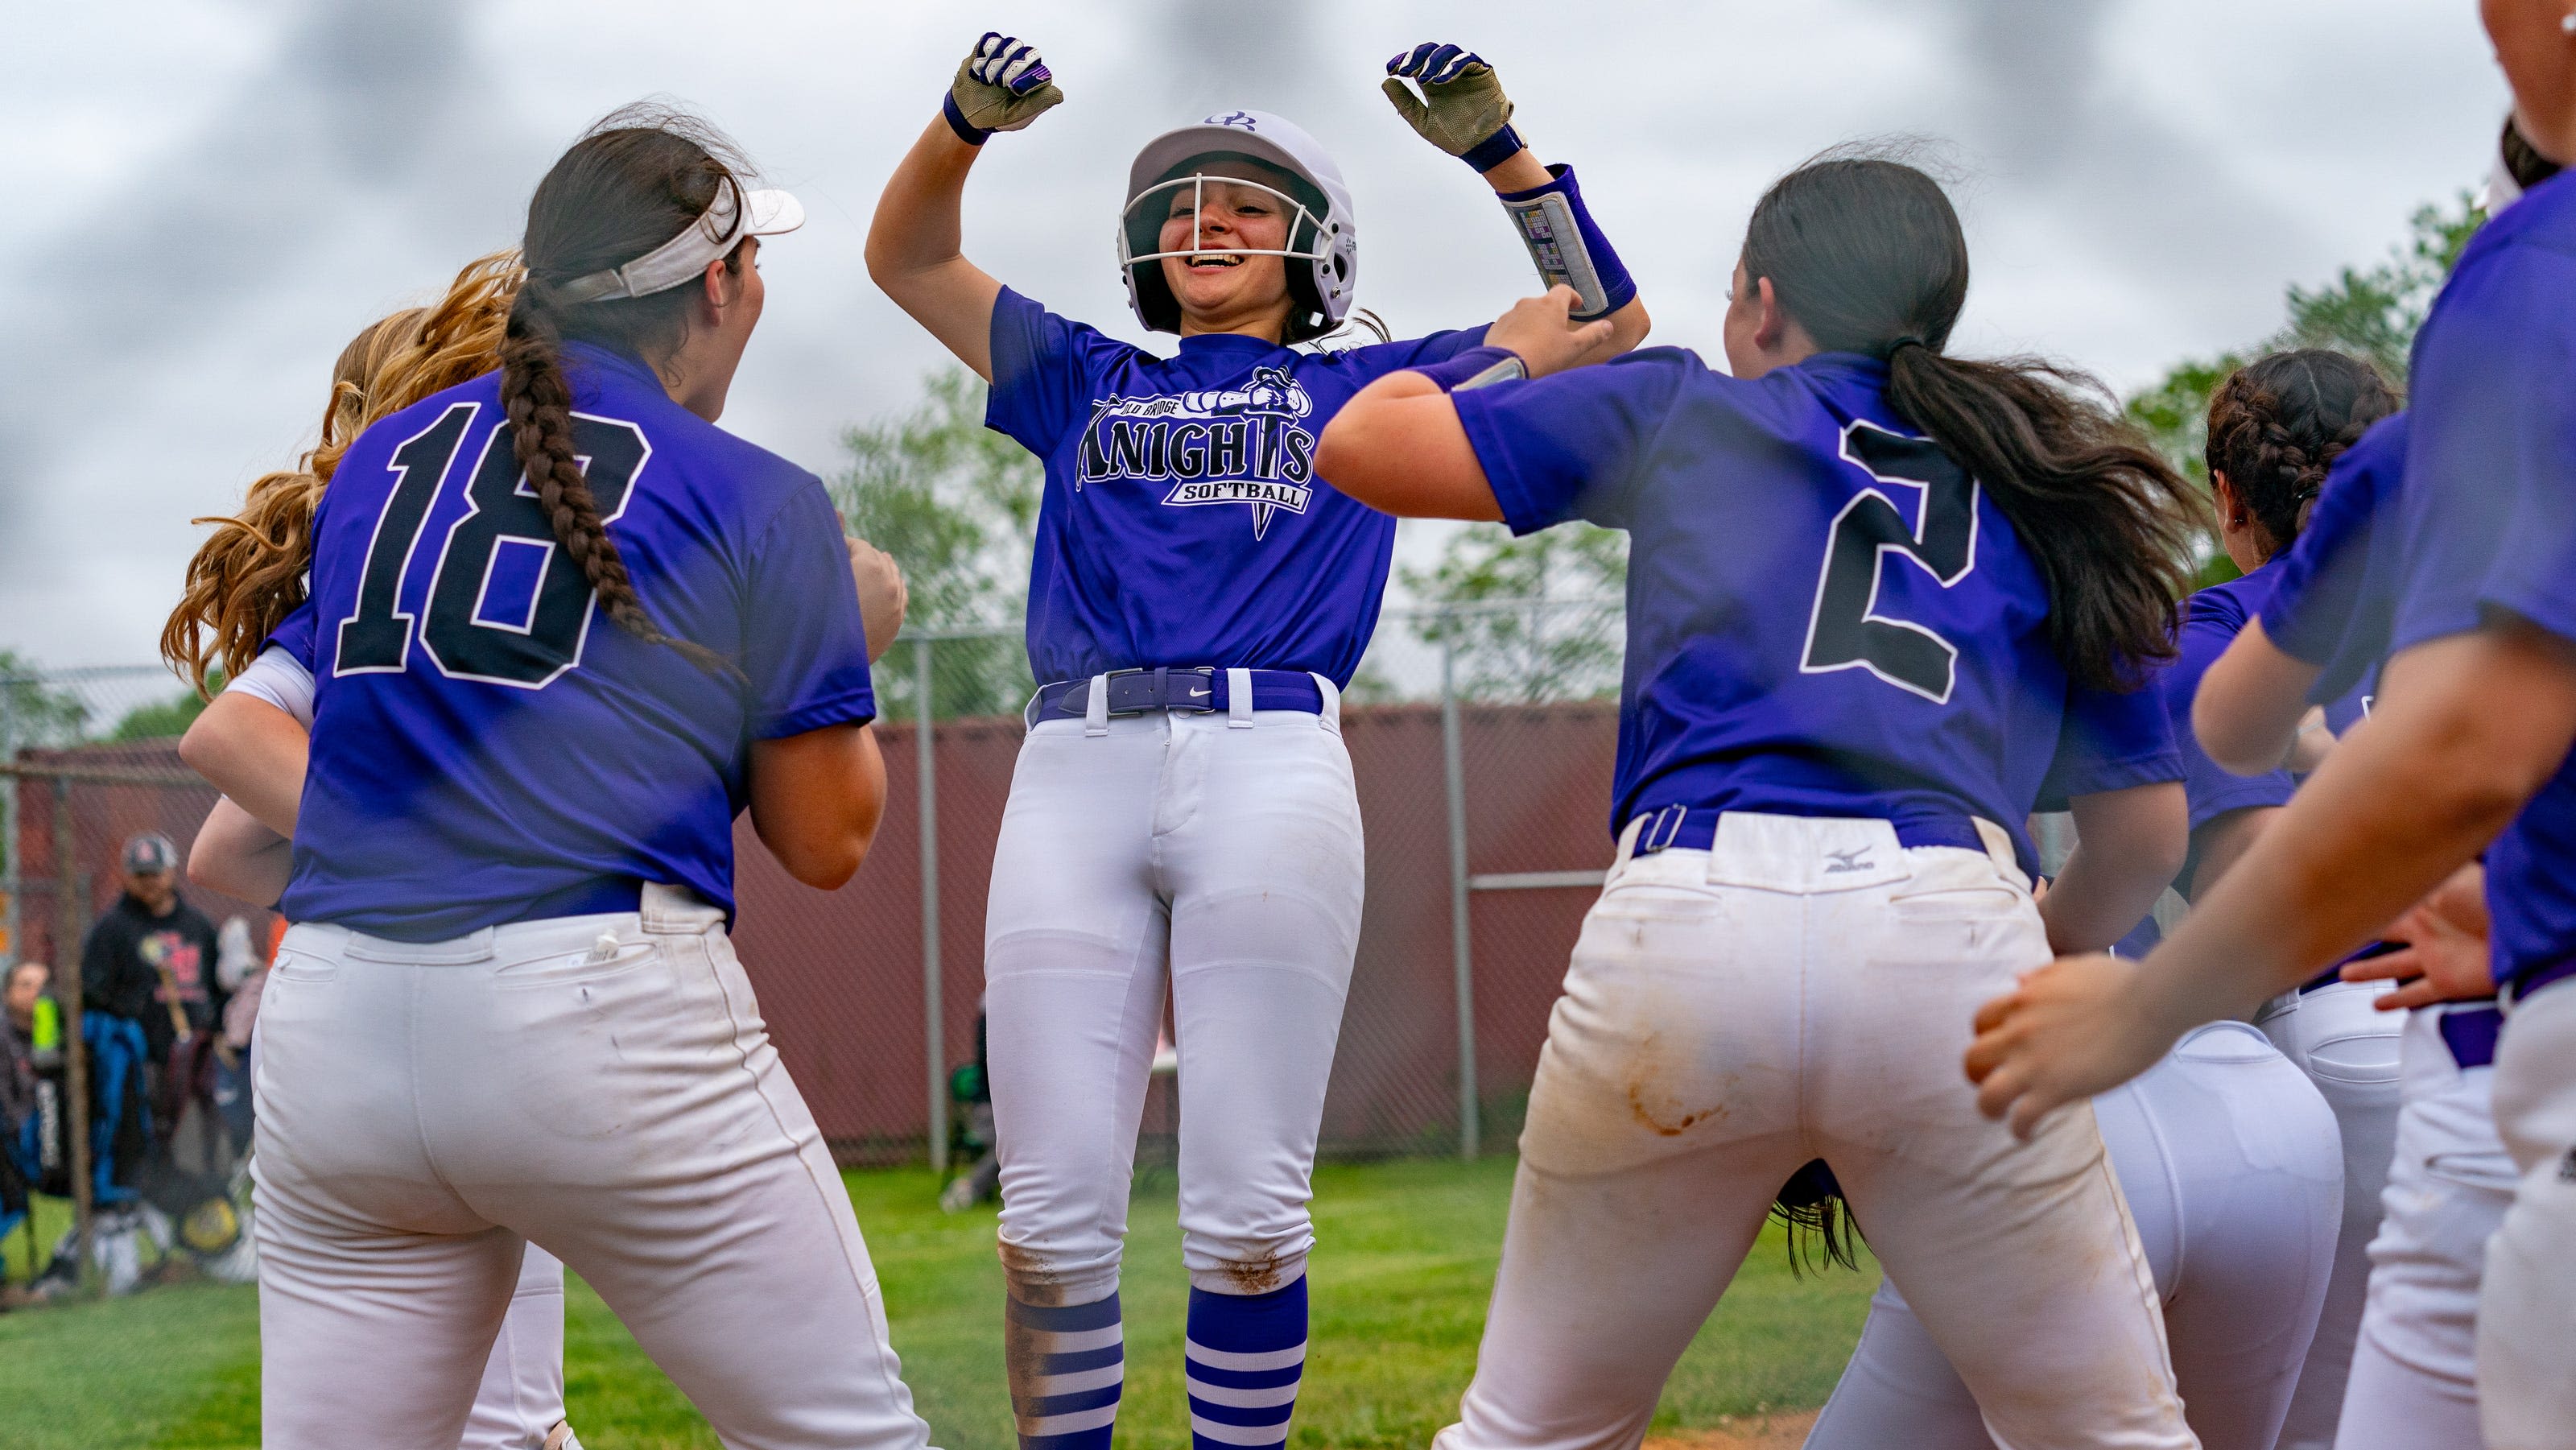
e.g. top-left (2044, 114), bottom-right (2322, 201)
top-left (1496, 164), bottom-right (1637, 321)
top-left (225, 646), bottom-right (316, 729)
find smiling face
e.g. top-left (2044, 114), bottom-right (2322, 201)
top-left (1154, 160), bottom-right (1301, 338)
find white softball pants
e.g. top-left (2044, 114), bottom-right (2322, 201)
top-left (2332, 1006), bottom-right (2514, 1450)
top-left (251, 886), bottom-right (931, 1450)
top-left (984, 703), bottom-right (1362, 1304)
top-left (459, 1242), bottom-right (568, 1450)
top-left (1806, 1021), bottom-right (2344, 1450)
top-left (1435, 814), bottom-right (2194, 1450)
top-left (2257, 978), bottom-right (2405, 1450)
top-left (2478, 977), bottom-right (2576, 1450)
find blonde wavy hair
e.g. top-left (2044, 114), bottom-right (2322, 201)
top-left (160, 250), bottom-right (526, 694)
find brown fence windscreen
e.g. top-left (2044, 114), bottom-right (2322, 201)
top-left (12, 700), bottom-right (1616, 1165)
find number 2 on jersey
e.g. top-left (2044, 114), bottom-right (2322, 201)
top-left (332, 404), bottom-right (650, 688)
top-left (1799, 421), bottom-right (1979, 704)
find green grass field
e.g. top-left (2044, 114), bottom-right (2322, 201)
top-left (0, 1157), bottom-right (1877, 1449)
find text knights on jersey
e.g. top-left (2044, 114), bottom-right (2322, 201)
top-left (1075, 367), bottom-right (1320, 539)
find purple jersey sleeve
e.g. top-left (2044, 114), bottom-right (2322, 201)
top-left (2033, 674), bottom-right (2183, 811)
top-left (741, 483), bottom-right (878, 739)
top-left (1335, 325), bottom-right (1493, 375)
top-left (2168, 576), bottom-right (2295, 832)
top-left (2257, 415), bottom-right (2405, 704)
top-left (2393, 244), bottom-right (2576, 655)
top-left (1451, 347), bottom-right (1697, 535)
top-left (985, 287), bottom-right (1141, 456)
top-left (265, 601), bottom-right (319, 672)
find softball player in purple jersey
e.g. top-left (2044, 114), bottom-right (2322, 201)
top-left (1324, 151), bottom-right (2212, 1450)
top-left (182, 109), bottom-right (933, 1450)
top-left (868, 34), bottom-right (1648, 1450)
top-left (1973, 10), bottom-right (2576, 1445)
top-left (2189, 129), bottom-right (2563, 1444)
top-left (1814, 351), bottom-right (2410, 1450)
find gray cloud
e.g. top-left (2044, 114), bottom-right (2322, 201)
top-left (0, 0), bottom-right (2506, 667)
top-left (0, 0), bottom-right (498, 543)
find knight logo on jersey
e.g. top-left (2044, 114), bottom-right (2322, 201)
top-left (1075, 367), bottom-right (1319, 539)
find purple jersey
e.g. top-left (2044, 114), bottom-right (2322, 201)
top-left (2386, 171), bottom-right (2576, 989)
top-left (273, 343), bottom-right (877, 940)
top-left (2256, 413), bottom-right (2409, 708)
top-left (2170, 572), bottom-right (2297, 839)
top-left (985, 287), bottom-right (1486, 685)
top-left (1450, 346), bottom-right (2179, 870)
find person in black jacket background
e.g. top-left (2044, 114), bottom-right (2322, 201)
top-left (80, 833), bottom-right (224, 1158)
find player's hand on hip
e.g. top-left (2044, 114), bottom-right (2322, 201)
top-left (847, 535), bottom-right (909, 664)
top-left (1381, 43), bottom-right (1514, 157)
top-left (1486, 287), bottom-right (1618, 378)
top-left (952, 32), bottom-right (1063, 135)
top-left (2345, 861), bottom-right (2493, 1010)
top-left (1965, 952), bottom-right (2170, 1140)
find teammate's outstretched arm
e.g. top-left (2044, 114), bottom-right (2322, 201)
top-left (2040, 782), bottom-right (2187, 954)
top-left (1968, 618), bottom-right (2576, 1136)
top-left (1381, 43), bottom-right (1651, 355)
top-left (866, 31), bottom-right (1062, 380)
top-left (1315, 286), bottom-right (1617, 520)
top-left (2193, 618), bottom-right (2324, 775)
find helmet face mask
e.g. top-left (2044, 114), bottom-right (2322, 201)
top-left (1123, 171), bottom-right (1327, 330)
top-left (1121, 110), bottom-right (1358, 345)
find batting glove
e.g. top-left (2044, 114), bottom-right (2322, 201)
top-left (1382, 43), bottom-right (1523, 171)
top-left (945, 32), bottom-right (1062, 145)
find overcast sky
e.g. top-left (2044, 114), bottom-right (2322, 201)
top-left (0, 0), bottom-right (2506, 669)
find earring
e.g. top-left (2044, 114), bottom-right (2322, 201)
top-left (2563, 9), bottom-right (2575, 32)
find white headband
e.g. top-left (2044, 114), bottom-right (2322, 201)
top-left (555, 177), bottom-right (806, 304)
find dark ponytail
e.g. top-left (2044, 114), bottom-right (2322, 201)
top-left (1740, 149), bottom-right (2202, 692)
top-left (2205, 350), bottom-right (2398, 556)
top-left (2502, 114), bottom-right (2565, 196)
top-left (506, 104), bottom-right (750, 678)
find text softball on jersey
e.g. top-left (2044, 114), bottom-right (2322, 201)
top-left (1075, 367), bottom-right (1318, 539)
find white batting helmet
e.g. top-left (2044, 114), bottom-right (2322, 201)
top-left (1120, 109), bottom-right (1358, 345)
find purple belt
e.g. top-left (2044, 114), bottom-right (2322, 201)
top-left (2508, 954), bottom-right (2576, 1008)
top-left (1027, 667), bottom-right (1324, 729)
top-left (2438, 1004), bottom-right (2504, 1070)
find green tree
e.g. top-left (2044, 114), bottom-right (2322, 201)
top-left (0, 650), bottom-right (93, 886)
top-left (0, 651), bottom-right (92, 751)
top-left (2126, 193), bottom-right (2483, 586)
top-left (828, 369), bottom-right (1042, 720)
top-left (1398, 523), bottom-right (1627, 702)
top-left (105, 675), bottom-right (221, 742)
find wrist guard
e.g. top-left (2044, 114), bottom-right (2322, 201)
top-left (1498, 164), bottom-right (1637, 321)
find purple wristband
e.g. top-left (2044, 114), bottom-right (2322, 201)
top-left (1410, 345), bottom-right (1528, 393)
top-left (1459, 122), bottom-right (1526, 174)
top-left (942, 92), bottom-right (991, 147)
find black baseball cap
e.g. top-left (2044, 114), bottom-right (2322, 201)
top-left (122, 833), bottom-right (179, 875)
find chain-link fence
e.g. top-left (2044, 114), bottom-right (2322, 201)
top-left (0, 605), bottom-right (1629, 1223)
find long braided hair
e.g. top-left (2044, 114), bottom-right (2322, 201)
top-left (161, 250), bottom-right (522, 693)
top-left (502, 105), bottom-right (753, 678)
top-left (2205, 350), bottom-right (2400, 559)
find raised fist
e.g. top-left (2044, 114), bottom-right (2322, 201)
top-left (1381, 43), bottom-right (1514, 159)
top-left (951, 32), bottom-right (1063, 135)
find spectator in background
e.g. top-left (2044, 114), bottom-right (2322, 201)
top-left (209, 917), bottom-right (265, 1153)
top-left (81, 833), bottom-right (225, 1155)
top-left (2, 960), bottom-right (55, 1135)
